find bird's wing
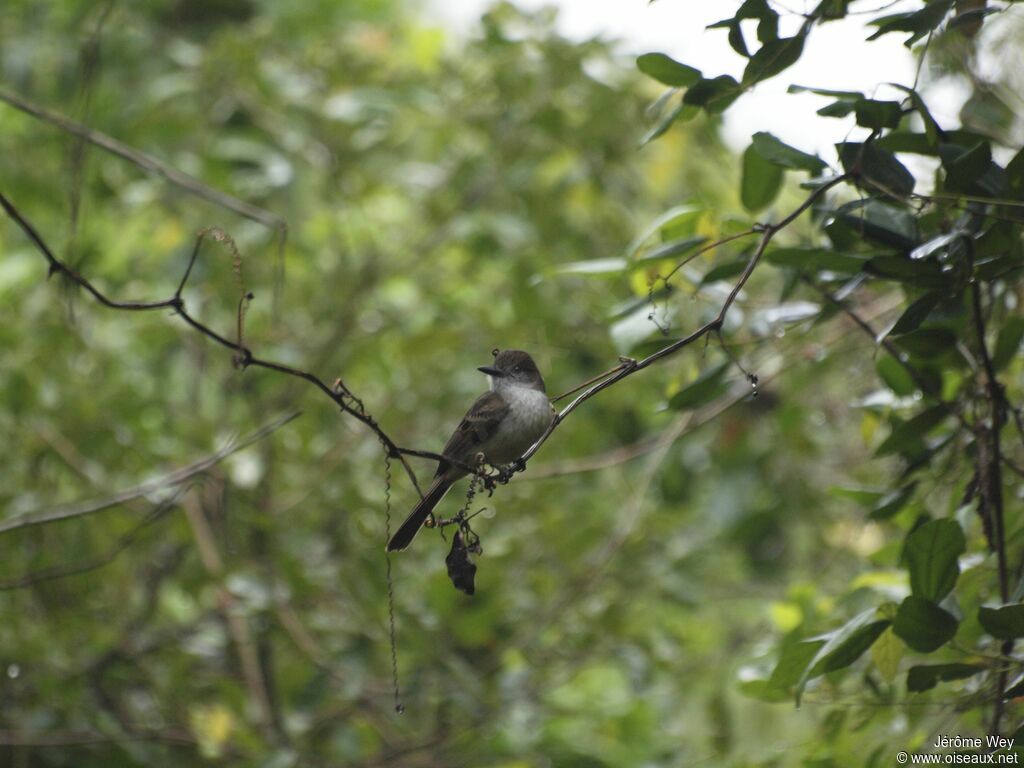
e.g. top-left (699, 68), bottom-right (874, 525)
top-left (435, 390), bottom-right (510, 476)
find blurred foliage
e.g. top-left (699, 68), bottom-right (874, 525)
top-left (0, 0), bottom-right (1022, 767)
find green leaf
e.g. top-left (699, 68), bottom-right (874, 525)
top-left (907, 663), bottom-right (986, 693)
top-left (891, 85), bottom-right (942, 145)
top-left (909, 231), bottom-right (963, 262)
top-left (838, 141), bottom-right (915, 198)
top-left (741, 144), bottom-right (784, 212)
top-left (1004, 673), bottom-right (1024, 699)
top-left (700, 259), bottom-right (748, 286)
top-left (855, 99), bottom-right (904, 131)
top-left (867, 1), bottom-right (955, 47)
top-left (893, 329), bottom-right (958, 360)
top-left (903, 519), bottom-right (965, 602)
top-left (887, 293), bottom-right (940, 336)
top-left (668, 363), bottom-right (729, 410)
top-left (864, 256), bottom-right (945, 287)
top-left (633, 236), bottom-right (708, 264)
top-left (868, 259), bottom-right (950, 291)
top-left (788, 84), bottom-right (863, 100)
top-left (795, 610), bottom-right (890, 705)
top-left (892, 596), bottom-right (958, 653)
top-left (876, 355), bottom-right (916, 397)
top-left (640, 102), bottom-right (699, 146)
top-left (682, 75), bottom-right (742, 114)
top-left (871, 626), bottom-right (904, 682)
top-left (1007, 145), bottom-right (1024, 200)
top-left (743, 34), bottom-right (806, 86)
top-left (992, 317), bottom-right (1024, 371)
top-left (768, 639), bottom-right (824, 691)
top-left (818, 100), bottom-right (857, 118)
top-left (636, 53), bottom-right (702, 87)
top-left (869, 483), bottom-right (917, 521)
top-left (875, 405), bottom-right (948, 457)
top-left (941, 141), bottom-right (993, 194)
top-left (877, 132), bottom-right (936, 155)
top-left (765, 247), bottom-right (867, 274)
top-left (625, 206), bottom-right (701, 258)
top-left (751, 132), bottom-right (827, 174)
top-left (555, 258), bottom-right (627, 275)
top-left (837, 200), bottom-right (918, 251)
top-left (978, 604), bottom-right (1024, 640)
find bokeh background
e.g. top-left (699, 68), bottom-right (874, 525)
top-left (2, 1), bottom-right (1023, 766)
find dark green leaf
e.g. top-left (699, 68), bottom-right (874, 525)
top-left (765, 247), bottom-right (867, 274)
top-left (735, 0), bottom-right (780, 40)
top-left (741, 144), bottom-right (784, 212)
top-left (887, 293), bottom-right (940, 336)
top-left (869, 483), bottom-right (917, 521)
top-left (864, 257), bottom-right (945, 288)
top-left (875, 354), bottom-right (916, 397)
top-left (890, 84), bottom-right (942, 144)
top-left (867, 1), bottom-right (955, 47)
top-left (709, 17), bottom-right (752, 57)
top-left (728, 21), bottom-right (750, 57)
top-left (855, 99), bottom-right (904, 130)
top-left (633, 235), bottom-right (708, 264)
top-left (818, 100), bottom-right (857, 118)
top-left (877, 132), bottom-right (936, 155)
top-left (941, 141), bottom-right (993, 194)
top-left (636, 53), bottom-right (702, 88)
top-left (837, 200), bottom-right (918, 251)
top-left (788, 84), bottom-right (863, 100)
top-left (875, 405), bottom-right (948, 457)
top-left (877, 128), bottom-right (990, 156)
top-left (892, 596), bottom-right (958, 653)
top-left (682, 75), bottom-right (742, 114)
top-left (1003, 674), bottom-right (1024, 700)
top-left (668, 363), bottom-right (729, 410)
top-left (796, 610), bottom-right (890, 705)
top-left (975, 251), bottom-right (1024, 282)
top-left (907, 664), bottom-right (985, 693)
top-left (903, 519), bottom-right (965, 601)
top-left (910, 231), bottom-right (963, 262)
top-left (893, 329), bottom-right (958, 359)
top-left (768, 639), bottom-right (825, 691)
top-left (743, 34), bottom-right (806, 86)
top-left (838, 141), bottom-right (915, 198)
top-left (992, 318), bottom-right (1024, 371)
top-left (700, 259), bottom-right (748, 286)
top-left (751, 132), bottom-right (827, 174)
top-left (640, 102), bottom-right (698, 146)
top-left (979, 604), bottom-right (1024, 640)
top-left (1007, 146), bottom-right (1024, 200)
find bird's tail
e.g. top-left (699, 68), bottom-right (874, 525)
top-left (386, 475), bottom-right (454, 551)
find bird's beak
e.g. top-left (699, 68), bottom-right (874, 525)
top-left (478, 365), bottom-right (503, 377)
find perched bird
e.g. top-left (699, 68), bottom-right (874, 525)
top-left (386, 349), bottom-right (554, 551)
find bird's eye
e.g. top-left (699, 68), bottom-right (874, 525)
top-left (513, 365), bottom-right (521, 373)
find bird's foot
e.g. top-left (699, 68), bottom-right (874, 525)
top-left (496, 458), bottom-right (526, 484)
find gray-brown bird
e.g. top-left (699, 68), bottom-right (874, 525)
top-left (386, 349), bottom-right (554, 551)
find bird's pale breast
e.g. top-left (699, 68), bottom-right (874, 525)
top-left (483, 386), bottom-right (553, 464)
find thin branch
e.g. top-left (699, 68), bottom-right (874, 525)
top-left (184, 489), bottom-right (276, 741)
top-left (0, 192), bottom-right (424, 496)
top-left (661, 227), bottom-right (759, 283)
top-left (515, 175), bottom-right (848, 468)
top-left (0, 728), bottom-right (197, 748)
top-left (969, 276), bottom-right (1012, 735)
top-left (0, 488), bottom-right (186, 590)
top-left (0, 410), bottom-right (300, 535)
top-left (0, 86), bottom-right (286, 234)
top-left (2, 177), bottom-right (845, 504)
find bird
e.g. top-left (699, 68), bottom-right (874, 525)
top-left (386, 349), bottom-right (554, 552)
